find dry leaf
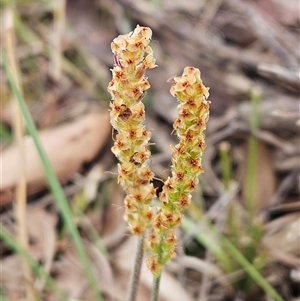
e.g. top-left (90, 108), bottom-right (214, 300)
top-left (0, 111), bottom-right (110, 206)
top-left (26, 209), bottom-right (57, 276)
top-left (53, 240), bottom-right (114, 300)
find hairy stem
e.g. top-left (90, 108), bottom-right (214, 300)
top-left (127, 235), bottom-right (145, 301)
top-left (150, 235), bottom-right (164, 301)
top-left (151, 274), bottom-right (162, 301)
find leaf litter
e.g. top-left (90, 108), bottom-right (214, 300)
top-left (1, 0), bottom-right (299, 300)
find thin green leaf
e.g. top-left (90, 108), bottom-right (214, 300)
top-left (0, 226), bottom-right (66, 301)
top-left (3, 51), bottom-right (103, 301)
top-left (245, 90), bottom-right (261, 217)
top-left (182, 216), bottom-right (284, 301)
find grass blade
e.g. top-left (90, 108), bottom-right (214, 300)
top-left (182, 216), bottom-right (284, 301)
top-left (3, 52), bottom-right (103, 301)
top-left (0, 226), bottom-right (66, 301)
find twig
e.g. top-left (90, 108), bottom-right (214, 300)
top-left (257, 63), bottom-right (300, 91)
top-left (225, 0), bottom-right (299, 68)
top-left (127, 235), bottom-right (145, 301)
top-left (268, 168), bottom-right (300, 209)
top-left (200, 0), bottom-right (223, 29)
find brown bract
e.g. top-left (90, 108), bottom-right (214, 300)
top-left (0, 112), bottom-right (110, 206)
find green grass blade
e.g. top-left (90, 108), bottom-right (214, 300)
top-left (0, 122), bottom-right (12, 143)
top-left (3, 52), bottom-right (103, 301)
top-left (0, 226), bottom-right (67, 301)
top-left (0, 286), bottom-right (11, 301)
top-left (219, 142), bottom-right (231, 190)
top-left (182, 216), bottom-right (284, 301)
top-left (218, 231), bottom-right (284, 301)
top-left (181, 216), bottom-right (232, 271)
top-left (245, 90), bottom-right (261, 218)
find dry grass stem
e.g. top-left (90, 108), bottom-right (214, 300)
top-left (51, 0), bottom-right (66, 81)
top-left (3, 7), bottom-right (34, 301)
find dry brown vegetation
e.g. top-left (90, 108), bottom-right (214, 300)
top-left (1, 0), bottom-right (299, 301)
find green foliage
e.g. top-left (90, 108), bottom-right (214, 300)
top-left (182, 216), bottom-right (284, 301)
top-left (0, 122), bottom-right (12, 144)
top-left (182, 87), bottom-right (283, 300)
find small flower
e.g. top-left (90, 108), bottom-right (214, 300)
top-left (111, 35), bottom-right (128, 53)
top-left (133, 25), bottom-right (152, 39)
top-left (143, 54), bottom-right (156, 69)
top-left (174, 194), bottom-right (191, 210)
top-left (146, 255), bottom-right (162, 277)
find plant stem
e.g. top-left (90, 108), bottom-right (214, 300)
top-left (151, 274), bottom-right (162, 301)
top-left (245, 89), bottom-right (261, 220)
top-left (127, 235), bottom-right (145, 301)
top-left (219, 141), bottom-right (231, 190)
top-left (150, 234), bottom-right (165, 301)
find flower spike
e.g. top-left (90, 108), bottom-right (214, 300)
top-left (108, 25), bottom-right (157, 235)
top-left (147, 66), bottom-right (210, 276)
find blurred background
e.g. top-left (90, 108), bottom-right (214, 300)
top-left (1, 0), bottom-right (299, 300)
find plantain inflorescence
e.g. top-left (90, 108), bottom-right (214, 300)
top-left (108, 25), bottom-right (210, 277)
top-left (146, 67), bottom-right (210, 276)
top-left (108, 25), bottom-right (157, 236)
